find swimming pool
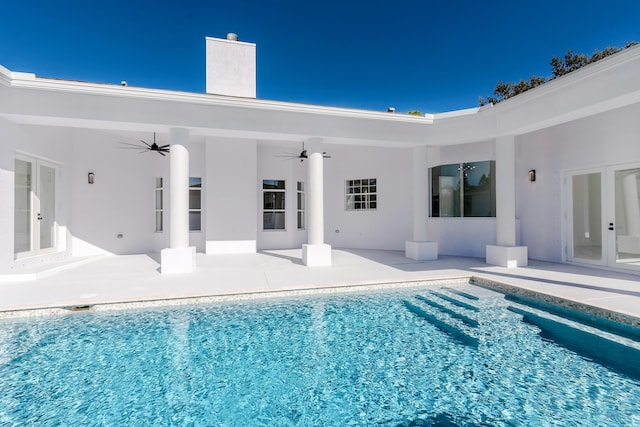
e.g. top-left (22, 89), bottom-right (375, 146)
top-left (0, 283), bottom-right (639, 426)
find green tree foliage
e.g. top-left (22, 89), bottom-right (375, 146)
top-left (479, 42), bottom-right (638, 106)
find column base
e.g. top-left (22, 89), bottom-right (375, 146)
top-left (302, 244), bottom-right (332, 267)
top-left (161, 247), bottom-right (196, 274)
top-left (405, 241), bottom-right (438, 261)
top-left (486, 245), bottom-right (528, 268)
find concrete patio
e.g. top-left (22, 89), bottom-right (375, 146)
top-left (1, 249), bottom-right (639, 325)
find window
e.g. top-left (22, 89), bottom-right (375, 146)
top-left (430, 161), bottom-right (496, 217)
top-left (189, 177), bottom-right (202, 231)
top-left (345, 178), bottom-right (377, 210)
top-left (155, 177), bottom-right (163, 232)
top-left (263, 180), bottom-right (285, 230)
top-left (297, 181), bottom-right (305, 229)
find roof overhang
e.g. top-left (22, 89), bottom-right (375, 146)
top-left (2, 43), bottom-right (640, 147)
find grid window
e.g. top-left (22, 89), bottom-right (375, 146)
top-left (297, 181), bottom-right (305, 229)
top-left (154, 177), bottom-right (163, 232)
top-left (189, 177), bottom-right (202, 231)
top-left (263, 180), bottom-right (286, 230)
top-left (345, 178), bottom-right (377, 210)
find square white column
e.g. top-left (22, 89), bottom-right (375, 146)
top-left (486, 245), bottom-right (528, 268)
top-left (405, 146), bottom-right (438, 261)
top-left (405, 241), bottom-right (438, 261)
top-left (161, 247), bottom-right (196, 274)
top-left (302, 244), bottom-right (332, 267)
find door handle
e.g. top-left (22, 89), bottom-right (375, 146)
top-left (37, 213), bottom-right (43, 221)
top-left (608, 222), bottom-right (614, 231)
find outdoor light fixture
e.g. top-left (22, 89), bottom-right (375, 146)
top-left (88, 172), bottom-right (95, 184)
top-left (529, 170), bottom-right (536, 182)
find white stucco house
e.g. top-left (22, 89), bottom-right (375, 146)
top-left (1, 34), bottom-right (639, 276)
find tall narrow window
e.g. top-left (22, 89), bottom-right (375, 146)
top-left (345, 178), bottom-right (377, 210)
top-left (154, 177), bottom-right (163, 232)
top-left (297, 181), bottom-right (305, 230)
top-left (263, 180), bottom-right (285, 230)
top-left (430, 161), bottom-right (496, 217)
top-left (189, 177), bottom-right (202, 231)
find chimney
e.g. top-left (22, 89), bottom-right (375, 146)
top-left (205, 33), bottom-right (256, 98)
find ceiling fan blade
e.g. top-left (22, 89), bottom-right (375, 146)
top-left (119, 141), bottom-right (145, 148)
top-left (119, 146), bottom-right (146, 150)
top-left (139, 139), bottom-right (152, 149)
top-left (159, 144), bottom-right (170, 149)
top-left (158, 151), bottom-right (167, 156)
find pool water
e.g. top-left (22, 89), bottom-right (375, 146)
top-left (0, 284), bottom-right (639, 426)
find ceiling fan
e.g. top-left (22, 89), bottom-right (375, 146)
top-left (119, 132), bottom-right (170, 156)
top-left (279, 142), bottom-right (331, 162)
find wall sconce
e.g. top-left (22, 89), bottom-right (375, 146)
top-left (88, 172), bottom-right (95, 184)
top-left (528, 170), bottom-right (536, 182)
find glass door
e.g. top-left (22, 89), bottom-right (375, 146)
top-left (14, 156), bottom-right (58, 258)
top-left (567, 165), bottom-right (640, 271)
top-left (38, 163), bottom-right (56, 251)
top-left (613, 166), bottom-right (640, 268)
top-left (568, 171), bottom-right (604, 265)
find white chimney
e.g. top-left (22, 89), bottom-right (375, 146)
top-left (205, 33), bottom-right (256, 98)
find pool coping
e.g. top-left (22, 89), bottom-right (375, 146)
top-left (1, 275), bottom-right (639, 331)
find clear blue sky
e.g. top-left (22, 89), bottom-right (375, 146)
top-left (1, 0), bottom-right (639, 113)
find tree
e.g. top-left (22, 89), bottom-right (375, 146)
top-left (480, 42), bottom-right (637, 106)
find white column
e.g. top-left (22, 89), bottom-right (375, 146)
top-left (302, 139), bottom-right (331, 266)
top-left (308, 148), bottom-right (324, 245)
top-left (495, 136), bottom-right (516, 246)
top-left (169, 131), bottom-right (189, 249)
top-left (161, 128), bottom-right (196, 274)
top-left (486, 135), bottom-right (528, 267)
top-left (405, 145), bottom-right (437, 260)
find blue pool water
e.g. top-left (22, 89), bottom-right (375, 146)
top-left (0, 284), bottom-right (639, 426)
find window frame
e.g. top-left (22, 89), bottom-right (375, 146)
top-left (154, 177), bottom-right (163, 232)
top-left (297, 181), bottom-right (305, 230)
top-left (189, 177), bottom-right (202, 232)
top-left (263, 179), bottom-right (286, 231)
top-left (345, 178), bottom-right (377, 211)
top-left (430, 161), bottom-right (496, 218)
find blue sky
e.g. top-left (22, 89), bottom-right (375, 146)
top-left (1, 1), bottom-right (639, 113)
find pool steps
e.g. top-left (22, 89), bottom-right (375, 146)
top-left (509, 304), bottom-right (640, 380)
top-left (414, 295), bottom-right (479, 327)
top-left (404, 287), bottom-right (483, 348)
top-left (428, 291), bottom-right (480, 312)
top-left (402, 300), bottom-right (479, 348)
top-left (404, 285), bottom-right (640, 380)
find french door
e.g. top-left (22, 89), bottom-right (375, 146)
top-left (14, 156), bottom-right (58, 258)
top-left (567, 163), bottom-right (640, 270)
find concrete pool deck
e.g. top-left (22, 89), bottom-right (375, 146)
top-left (1, 249), bottom-right (639, 325)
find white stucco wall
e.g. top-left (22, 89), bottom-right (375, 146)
top-left (0, 117), bottom-right (21, 270)
top-left (516, 102), bottom-right (640, 262)
top-left (0, 122), bottom-right (74, 270)
top-left (256, 144), bottom-right (307, 250)
top-left (206, 138), bottom-right (258, 253)
top-left (426, 141), bottom-right (498, 258)
top-left (323, 145), bottom-right (413, 250)
top-left (69, 129), bottom-right (156, 255)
